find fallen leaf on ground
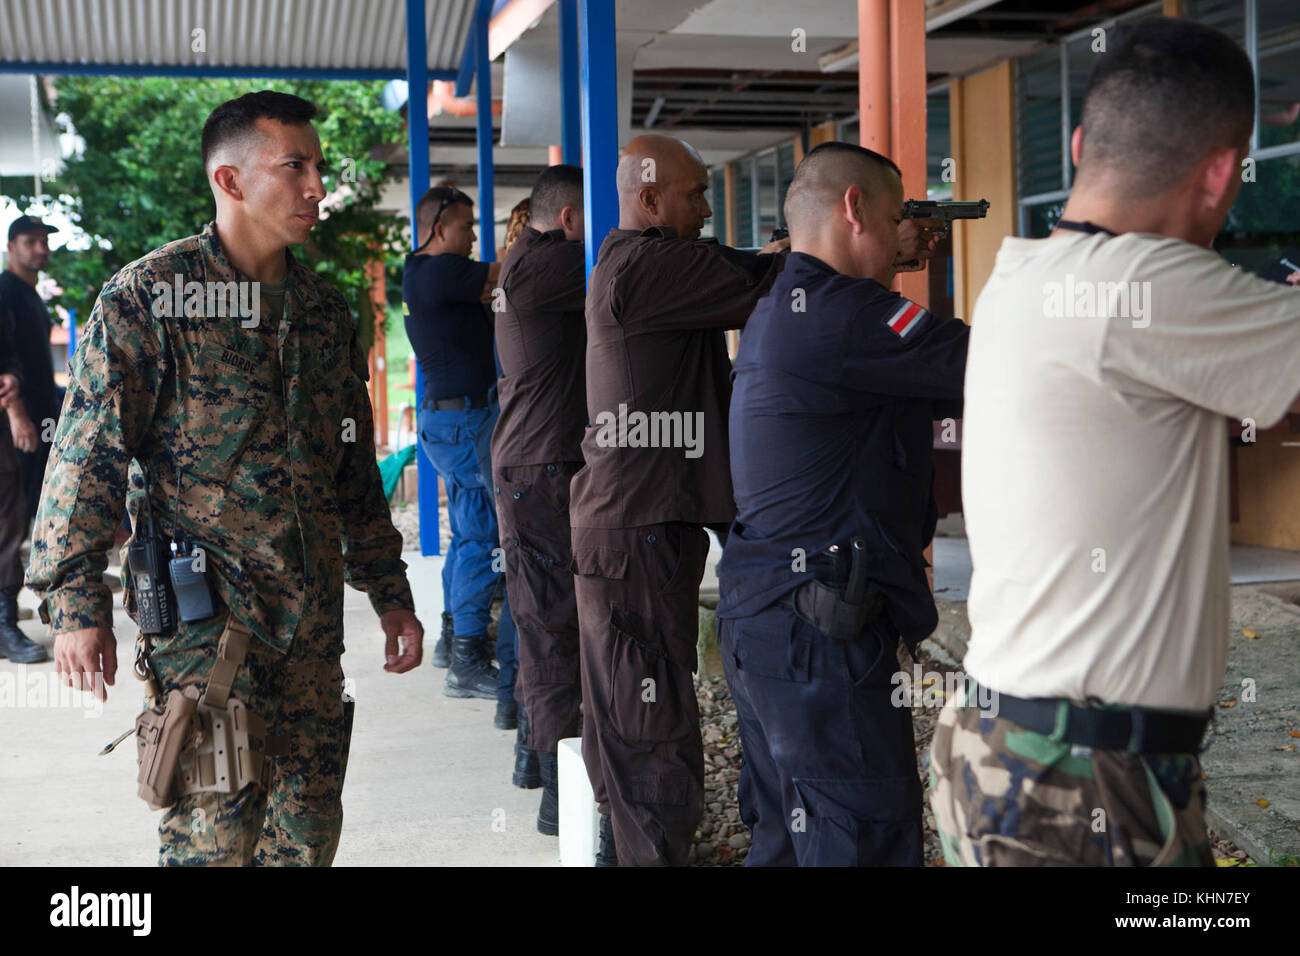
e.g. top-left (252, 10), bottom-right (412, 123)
top-left (1254, 798), bottom-right (1270, 808)
top-left (1242, 628), bottom-right (1259, 639)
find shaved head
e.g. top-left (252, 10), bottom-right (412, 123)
top-left (784, 142), bottom-right (901, 236)
top-left (617, 133), bottom-right (712, 238)
top-left (784, 141), bottom-right (905, 284)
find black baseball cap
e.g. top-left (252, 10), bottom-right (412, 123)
top-left (8, 215), bottom-right (59, 242)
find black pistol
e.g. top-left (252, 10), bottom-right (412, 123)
top-left (901, 199), bottom-right (990, 222)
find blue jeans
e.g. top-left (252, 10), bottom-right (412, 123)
top-left (417, 400), bottom-right (517, 702)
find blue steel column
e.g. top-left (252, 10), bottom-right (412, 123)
top-left (407, 0), bottom-right (439, 557)
top-left (579, 0), bottom-right (618, 276)
top-left (559, 0), bottom-right (581, 164)
top-left (475, 4), bottom-right (496, 263)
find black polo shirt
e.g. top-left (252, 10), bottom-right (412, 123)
top-left (401, 252), bottom-right (494, 404)
top-left (0, 271), bottom-right (58, 420)
top-left (716, 252), bottom-right (969, 649)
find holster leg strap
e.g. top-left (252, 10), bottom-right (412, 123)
top-left (202, 614), bottom-right (253, 710)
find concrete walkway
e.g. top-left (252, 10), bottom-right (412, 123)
top-left (0, 550), bottom-right (559, 867)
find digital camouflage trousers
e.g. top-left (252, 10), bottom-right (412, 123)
top-left (928, 691), bottom-right (1213, 867)
top-left (147, 595), bottom-right (352, 866)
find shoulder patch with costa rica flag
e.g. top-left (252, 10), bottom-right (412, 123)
top-left (884, 298), bottom-right (930, 338)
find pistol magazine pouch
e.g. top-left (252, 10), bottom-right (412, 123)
top-left (134, 614), bottom-right (287, 810)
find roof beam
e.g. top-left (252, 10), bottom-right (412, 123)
top-left (0, 61), bottom-right (455, 80)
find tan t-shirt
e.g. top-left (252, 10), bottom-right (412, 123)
top-left (962, 231), bottom-right (1300, 710)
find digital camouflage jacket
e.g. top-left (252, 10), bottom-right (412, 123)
top-left (26, 222), bottom-right (413, 652)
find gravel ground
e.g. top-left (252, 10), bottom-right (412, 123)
top-left (688, 644), bottom-right (1252, 867)
top-left (390, 500), bottom-right (436, 554)
top-left (392, 499), bottom-right (1255, 867)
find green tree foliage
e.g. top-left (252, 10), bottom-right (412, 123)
top-left (16, 76), bottom-right (406, 348)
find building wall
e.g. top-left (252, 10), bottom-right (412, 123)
top-left (948, 60), bottom-right (1016, 322)
top-left (1233, 435), bottom-right (1300, 548)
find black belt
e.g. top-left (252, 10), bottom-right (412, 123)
top-left (428, 394), bottom-right (488, 411)
top-left (980, 682), bottom-right (1211, 755)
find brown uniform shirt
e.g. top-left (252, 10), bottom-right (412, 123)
top-left (570, 226), bottom-right (785, 530)
top-left (492, 226), bottom-right (588, 468)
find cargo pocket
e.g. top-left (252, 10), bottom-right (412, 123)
top-left (513, 533), bottom-right (572, 618)
top-left (731, 608), bottom-right (810, 683)
top-left (495, 466), bottom-right (535, 528)
top-left (572, 544), bottom-right (629, 582)
top-left (791, 774), bottom-right (923, 866)
top-left (656, 523), bottom-right (708, 595)
top-left (606, 608), bottom-right (696, 750)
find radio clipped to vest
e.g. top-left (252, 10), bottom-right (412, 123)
top-left (125, 462), bottom-right (215, 635)
top-left (125, 468), bottom-right (176, 636)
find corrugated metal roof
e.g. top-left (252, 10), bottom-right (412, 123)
top-left (0, 0), bottom-right (478, 76)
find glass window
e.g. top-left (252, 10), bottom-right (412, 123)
top-left (1257, 4), bottom-right (1300, 150)
top-left (1219, 152), bottom-right (1300, 271)
top-left (1017, 48), bottom-right (1064, 197)
top-left (734, 161), bottom-right (753, 248)
top-left (1187, 0), bottom-right (1246, 47)
top-left (1023, 198), bottom-right (1066, 239)
top-left (777, 142), bottom-right (796, 226)
top-left (705, 168), bottom-right (725, 241)
top-left (1066, 33), bottom-right (1096, 140)
top-left (755, 151), bottom-right (779, 243)
top-left (927, 89), bottom-right (951, 196)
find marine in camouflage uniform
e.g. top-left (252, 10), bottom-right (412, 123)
top-left (26, 221), bottom-right (414, 866)
top-left (928, 688), bottom-right (1213, 867)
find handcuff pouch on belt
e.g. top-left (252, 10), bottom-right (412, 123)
top-left (791, 537), bottom-right (884, 642)
top-left (124, 614), bottom-right (288, 811)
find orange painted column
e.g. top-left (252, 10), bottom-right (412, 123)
top-left (860, 0), bottom-right (934, 581)
top-left (858, 0), bottom-right (928, 307)
top-left (548, 144), bottom-right (563, 165)
top-left (858, 0), bottom-right (890, 153)
top-left (889, 0), bottom-right (928, 307)
top-left (366, 258), bottom-right (389, 448)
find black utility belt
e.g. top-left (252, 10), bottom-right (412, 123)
top-left (977, 681), bottom-right (1211, 755)
top-left (782, 577), bottom-right (884, 642)
top-left (427, 394), bottom-right (489, 411)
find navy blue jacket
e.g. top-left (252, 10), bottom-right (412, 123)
top-left (717, 252), bottom-right (968, 649)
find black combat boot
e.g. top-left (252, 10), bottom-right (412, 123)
top-left (494, 698), bottom-right (518, 730)
top-left (443, 635), bottom-right (499, 699)
top-left (595, 814), bottom-right (618, 867)
top-left (536, 751), bottom-right (559, 836)
top-left (0, 587), bottom-right (47, 664)
top-left (513, 703), bottom-right (540, 789)
top-left (431, 611), bottom-right (453, 668)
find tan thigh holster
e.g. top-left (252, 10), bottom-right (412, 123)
top-left (134, 615), bottom-right (288, 811)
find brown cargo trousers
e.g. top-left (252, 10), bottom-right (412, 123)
top-left (494, 460), bottom-right (583, 752)
top-left (572, 521), bottom-right (710, 867)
